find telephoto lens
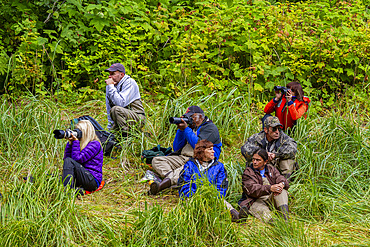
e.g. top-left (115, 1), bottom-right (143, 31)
top-left (169, 117), bottom-right (183, 124)
top-left (71, 129), bottom-right (82, 139)
top-left (169, 117), bottom-right (193, 125)
top-left (53, 130), bottom-right (66, 139)
top-left (53, 129), bottom-right (82, 139)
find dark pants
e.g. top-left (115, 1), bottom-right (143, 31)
top-left (62, 157), bottom-right (98, 192)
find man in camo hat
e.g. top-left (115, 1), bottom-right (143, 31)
top-left (241, 116), bottom-right (297, 180)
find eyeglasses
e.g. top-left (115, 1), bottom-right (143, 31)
top-left (271, 127), bottom-right (280, 132)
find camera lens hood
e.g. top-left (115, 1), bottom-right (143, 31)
top-left (53, 130), bottom-right (66, 139)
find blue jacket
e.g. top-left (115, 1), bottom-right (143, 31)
top-left (173, 117), bottom-right (222, 159)
top-left (178, 158), bottom-right (228, 198)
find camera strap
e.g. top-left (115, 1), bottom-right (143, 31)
top-left (281, 104), bottom-right (287, 113)
top-left (276, 98), bottom-right (283, 108)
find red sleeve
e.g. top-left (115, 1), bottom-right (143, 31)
top-left (264, 99), bottom-right (277, 114)
top-left (288, 101), bottom-right (307, 121)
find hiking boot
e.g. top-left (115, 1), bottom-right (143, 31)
top-left (150, 178), bottom-right (171, 195)
top-left (239, 206), bottom-right (249, 219)
top-left (230, 209), bottom-right (240, 222)
top-left (279, 204), bottom-right (289, 222)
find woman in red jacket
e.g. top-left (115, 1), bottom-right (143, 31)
top-left (263, 81), bottom-right (309, 131)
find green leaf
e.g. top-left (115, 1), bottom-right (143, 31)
top-left (66, 0), bottom-right (82, 10)
top-left (245, 40), bottom-right (257, 50)
top-left (90, 17), bottom-right (109, 31)
top-left (198, 43), bottom-right (207, 51)
top-left (86, 4), bottom-right (102, 11)
top-left (36, 37), bottom-right (48, 46)
top-left (48, 42), bottom-right (63, 54)
top-left (254, 83), bottom-right (264, 92)
top-left (345, 68), bottom-right (354, 77)
top-left (317, 62), bottom-right (325, 69)
top-left (285, 72), bottom-right (294, 80)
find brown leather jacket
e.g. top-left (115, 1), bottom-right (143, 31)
top-left (239, 164), bottom-right (289, 208)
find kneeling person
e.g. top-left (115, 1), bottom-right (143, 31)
top-left (241, 116), bottom-right (297, 179)
top-left (105, 63), bottom-right (146, 135)
top-left (150, 106), bottom-right (222, 195)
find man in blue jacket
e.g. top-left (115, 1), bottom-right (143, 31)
top-left (105, 63), bottom-right (146, 134)
top-left (150, 106), bottom-right (222, 195)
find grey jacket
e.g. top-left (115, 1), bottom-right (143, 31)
top-left (105, 74), bottom-right (144, 129)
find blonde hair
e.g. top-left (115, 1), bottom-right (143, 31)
top-left (75, 120), bottom-right (100, 150)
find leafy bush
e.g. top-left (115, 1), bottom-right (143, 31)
top-left (1, 0), bottom-right (370, 109)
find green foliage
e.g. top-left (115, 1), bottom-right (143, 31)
top-left (1, 0), bottom-right (370, 108)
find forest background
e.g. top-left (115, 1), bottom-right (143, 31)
top-left (0, 0), bottom-right (370, 246)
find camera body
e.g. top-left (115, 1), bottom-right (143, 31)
top-left (53, 129), bottom-right (82, 139)
top-left (169, 117), bottom-right (194, 126)
top-left (274, 86), bottom-right (288, 95)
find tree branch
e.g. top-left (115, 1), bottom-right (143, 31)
top-left (44, 0), bottom-right (66, 24)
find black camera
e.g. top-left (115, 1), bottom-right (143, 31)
top-left (169, 117), bottom-right (194, 125)
top-left (53, 129), bottom-right (82, 139)
top-left (274, 86), bottom-right (288, 95)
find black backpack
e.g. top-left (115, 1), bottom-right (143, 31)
top-left (141, 145), bottom-right (172, 164)
top-left (71, 115), bottom-right (118, 156)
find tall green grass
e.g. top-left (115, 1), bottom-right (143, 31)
top-left (0, 91), bottom-right (369, 246)
top-left (0, 98), bottom-right (132, 246)
top-left (127, 183), bottom-right (238, 246)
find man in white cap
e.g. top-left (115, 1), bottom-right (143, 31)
top-left (105, 63), bottom-right (145, 135)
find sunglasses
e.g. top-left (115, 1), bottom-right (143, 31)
top-left (271, 126), bottom-right (281, 132)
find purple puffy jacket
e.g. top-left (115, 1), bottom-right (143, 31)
top-left (64, 140), bottom-right (103, 183)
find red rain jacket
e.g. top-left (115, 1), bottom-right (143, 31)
top-left (264, 96), bottom-right (310, 130)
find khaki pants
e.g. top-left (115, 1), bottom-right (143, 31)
top-left (110, 106), bottom-right (145, 132)
top-left (249, 177), bottom-right (288, 222)
top-left (152, 155), bottom-right (190, 185)
top-left (272, 159), bottom-right (296, 178)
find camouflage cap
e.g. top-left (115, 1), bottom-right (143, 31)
top-left (264, 116), bottom-right (283, 128)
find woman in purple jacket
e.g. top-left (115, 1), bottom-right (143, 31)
top-left (63, 120), bottom-right (103, 195)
